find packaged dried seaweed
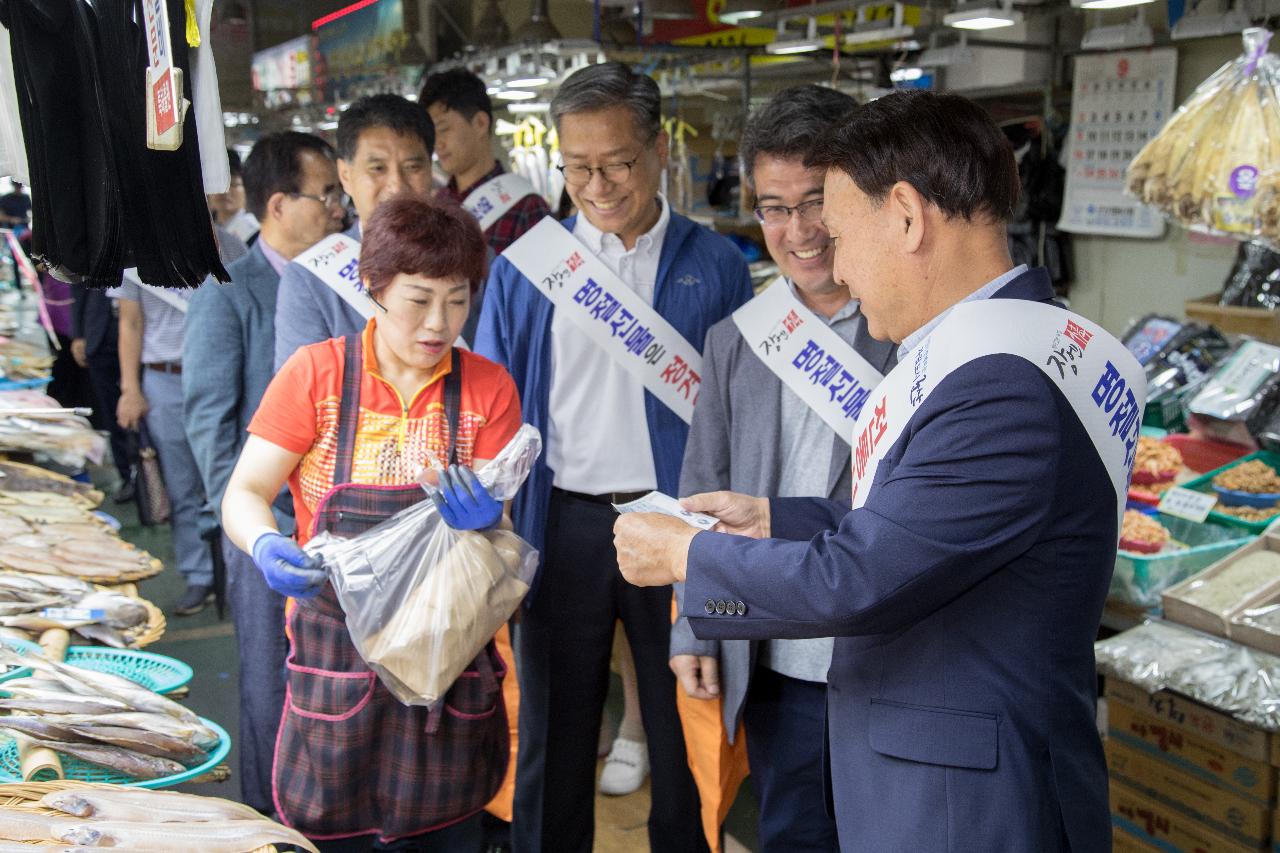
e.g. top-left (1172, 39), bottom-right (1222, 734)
top-left (1126, 28), bottom-right (1280, 248)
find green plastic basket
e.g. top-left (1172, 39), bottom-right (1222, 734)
top-left (1181, 450), bottom-right (1280, 534)
top-left (0, 645), bottom-right (192, 694)
top-left (0, 637), bottom-right (42, 684)
top-left (62, 646), bottom-right (193, 695)
top-left (0, 716), bottom-right (230, 788)
top-left (1111, 512), bottom-right (1256, 608)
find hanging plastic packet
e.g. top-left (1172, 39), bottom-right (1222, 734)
top-left (1220, 241), bottom-right (1280, 308)
top-left (1143, 323), bottom-right (1230, 404)
top-left (305, 425), bottom-right (543, 708)
top-left (1188, 339), bottom-right (1280, 445)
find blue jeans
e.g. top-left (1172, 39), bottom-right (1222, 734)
top-left (142, 369), bottom-right (213, 586)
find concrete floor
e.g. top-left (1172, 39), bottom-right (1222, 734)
top-left (102, 469), bottom-right (761, 851)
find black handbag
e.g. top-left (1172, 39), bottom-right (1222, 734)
top-left (134, 422), bottom-right (171, 526)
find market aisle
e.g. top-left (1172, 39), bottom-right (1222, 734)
top-left (100, 466), bottom-right (761, 850)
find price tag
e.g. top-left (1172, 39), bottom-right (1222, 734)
top-left (40, 608), bottom-right (105, 622)
top-left (1157, 487), bottom-right (1217, 523)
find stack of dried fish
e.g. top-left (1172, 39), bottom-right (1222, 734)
top-left (0, 523), bottom-right (161, 586)
top-left (0, 651), bottom-right (220, 782)
top-left (0, 786), bottom-right (320, 851)
top-left (0, 463), bottom-right (100, 508)
top-left (1126, 28), bottom-right (1280, 248)
top-left (0, 573), bottom-right (149, 648)
top-left (0, 340), bottom-right (53, 383)
top-left (0, 391), bottom-right (104, 469)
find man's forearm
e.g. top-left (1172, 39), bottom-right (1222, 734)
top-left (117, 314), bottom-right (144, 392)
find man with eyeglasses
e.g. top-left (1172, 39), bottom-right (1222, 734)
top-left (209, 150), bottom-right (260, 244)
top-left (274, 94), bottom-right (435, 369)
top-left (420, 68), bottom-right (552, 255)
top-left (671, 86), bottom-right (896, 853)
top-left (183, 131), bottom-right (342, 817)
top-left (476, 62), bottom-right (752, 853)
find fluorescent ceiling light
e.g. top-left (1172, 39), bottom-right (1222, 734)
top-left (506, 101), bottom-right (552, 113)
top-left (944, 2), bottom-right (1022, 29)
top-left (845, 23), bottom-right (915, 44)
top-left (1072, 0), bottom-right (1155, 9)
top-left (719, 0), bottom-right (765, 24)
top-left (1081, 17), bottom-right (1154, 48)
top-left (890, 66), bottom-right (924, 82)
top-left (486, 85), bottom-right (502, 95)
top-left (766, 17), bottom-right (825, 54)
top-left (494, 89), bottom-right (538, 100)
top-left (918, 39), bottom-right (975, 67)
top-left (1171, 5), bottom-right (1249, 39)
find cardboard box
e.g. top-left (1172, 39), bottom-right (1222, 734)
top-left (1109, 702), bottom-right (1277, 805)
top-left (1186, 295), bottom-right (1280, 345)
top-left (1163, 535), bottom-right (1280, 638)
top-left (1112, 826), bottom-right (1169, 852)
top-left (1107, 679), bottom-right (1275, 764)
top-left (1229, 589), bottom-right (1280, 660)
top-left (1112, 781), bottom-right (1261, 853)
top-left (1106, 740), bottom-right (1272, 848)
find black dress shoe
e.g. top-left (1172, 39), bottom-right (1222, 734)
top-left (174, 584), bottom-right (214, 616)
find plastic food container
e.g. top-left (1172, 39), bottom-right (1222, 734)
top-left (1181, 450), bottom-right (1280, 532)
top-left (1111, 513), bottom-right (1257, 608)
top-left (1162, 534), bottom-right (1280, 637)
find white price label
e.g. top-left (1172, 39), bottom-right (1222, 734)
top-left (40, 608), bottom-right (104, 622)
top-left (1156, 487), bottom-right (1218, 524)
top-left (613, 491), bottom-right (718, 531)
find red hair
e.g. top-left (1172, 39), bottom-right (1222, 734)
top-left (360, 195), bottom-right (487, 294)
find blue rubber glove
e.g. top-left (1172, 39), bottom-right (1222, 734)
top-left (251, 532), bottom-right (327, 599)
top-left (431, 465), bottom-right (503, 531)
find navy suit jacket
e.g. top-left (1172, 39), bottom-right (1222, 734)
top-left (683, 269), bottom-right (1114, 852)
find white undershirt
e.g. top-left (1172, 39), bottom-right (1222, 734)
top-left (546, 197), bottom-right (670, 494)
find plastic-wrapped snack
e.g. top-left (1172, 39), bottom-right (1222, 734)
top-left (1188, 339), bottom-right (1280, 445)
top-left (1094, 619), bottom-right (1235, 693)
top-left (306, 425), bottom-right (542, 707)
top-left (1221, 241), bottom-right (1280, 308)
top-left (1121, 314), bottom-right (1184, 367)
top-left (1166, 642), bottom-right (1280, 730)
top-left (1126, 28), bottom-right (1280, 249)
top-left (1143, 323), bottom-right (1230, 405)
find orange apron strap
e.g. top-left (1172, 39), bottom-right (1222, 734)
top-left (485, 621), bottom-right (519, 822)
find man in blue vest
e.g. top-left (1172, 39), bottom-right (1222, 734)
top-left (616, 90), bottom-right (1138, 853)
top-left (476, 62), bottom-right (752, 853)
top-left (184, 131), bottom-right (342, 816)
top-left (273, 95), bottom-right (435, 368)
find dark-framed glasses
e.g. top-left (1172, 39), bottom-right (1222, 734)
top-left (290, 190), bottom-right (344, 208)
top-left (557, 153), bottom-right (644, 187)
top-left (753, 198), bottom-right (825, 226)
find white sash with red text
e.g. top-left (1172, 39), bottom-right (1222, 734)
top-left (503, 217), bottom-right (703, 424)
top-left (464, 172), bottom-right (538, 233)
top-left (292, 232), bottom-right (374, 321)
top-left (733, 277), bottom-right (884, 444)
top-left (847, 299), bottom-right (1145, 531)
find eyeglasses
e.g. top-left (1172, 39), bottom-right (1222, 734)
top-left (290, 190), bottom-right (344, 208)
top-left (753, 198), bottom-right (825, 227)
top-left (557, 152), bottom-right (644, 187)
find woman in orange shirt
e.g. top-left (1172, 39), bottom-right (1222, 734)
top-left (222, 196), bottom-right (521, 852)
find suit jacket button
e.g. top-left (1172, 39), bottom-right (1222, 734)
top-left (736, 601), bottom-right (746, 616)
top-left (715, 600), bottom-right (727, 615)
top-left (704, 599), bottom-right (716, 614)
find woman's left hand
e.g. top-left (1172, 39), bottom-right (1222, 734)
top-left (431, 465), bottom-right (503, 531)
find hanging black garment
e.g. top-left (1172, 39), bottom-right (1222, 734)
top-left (1005, 123), bottom-right (1073, 297)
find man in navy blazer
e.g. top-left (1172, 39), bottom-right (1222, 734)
top-left (615, 91), bottom-right (1120, 852)
top-left (183, 131), bottom-right (343, 815)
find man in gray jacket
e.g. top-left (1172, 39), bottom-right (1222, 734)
top-left (183, 131), bottom-right (343, 814)
top-left (671, 86), bottom-right (896, 852)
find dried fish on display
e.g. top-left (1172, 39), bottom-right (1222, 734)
top-left (1126, 28), bottom-right (1280, 248)
top-left (0, 462), bottom-right (100, 506)
top-left (0, 392), bottom-right (105, 469)
top-left (0, 340), bottom-right (53, 382)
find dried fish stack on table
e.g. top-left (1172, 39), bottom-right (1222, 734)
top-left (0, 520), bottom-right (162, 586)
top-left (0, 573), bottom-right (157, 649)
top-left (0, 339), bottom-right (53, 383)
top-left (0, 650), bottom-right (226, 785)
top-left (0, 392), bottom-right (105, 470)
top-left (0, 463), bottom-right (101, 508)
top-left (0, 783), bottom-right (319, 851)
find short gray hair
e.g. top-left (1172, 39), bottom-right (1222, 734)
top-left (740, 85), bottom-right (858, 188)
top-left (550, 62), bottom-right (662, 141)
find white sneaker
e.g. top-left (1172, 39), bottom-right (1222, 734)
top-left (598, 737), bottom-right (649, 796)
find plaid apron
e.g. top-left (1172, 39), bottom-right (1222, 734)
top-left (273, 336), bottom-right (508, 842)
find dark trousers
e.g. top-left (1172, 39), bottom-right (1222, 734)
top-left (84, 348), bottom-right (135, 482)
top-left (314, 813), bottom-right (484, 852)
top-left (223, 534), bottom-right (287, 815)
top-left (512, 490), bottom-right (708, 853)
top-left (743, 665), bottom-right (840, 853)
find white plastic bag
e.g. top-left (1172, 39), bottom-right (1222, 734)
top-left (306, 425), bottom-right (542, 707)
